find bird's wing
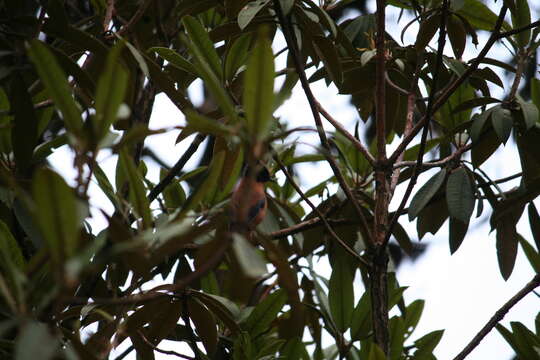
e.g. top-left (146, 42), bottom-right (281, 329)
top-left (247, 198), bottom-right (266, 224)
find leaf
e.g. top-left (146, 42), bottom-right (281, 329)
top-left (243, 26), bottom-right (275, 140)
top-left (328, 258), bottom-right (354, 332)
top-left (188, 297), bottom-right (218, 356)
top-left (15, 322), bottom-right (58, 360)
top-left (446, 167), bottom-right (475, 223)
top-left (150, 47), bottom-right (198, 75)
top-left (389, 317), bottom-right (406, 360)
top-left (452, 97), bottom-right (500, 114)
top-left (33, 168), bottom-right (81, 264)
top-left (27, 40), bottom-right (82, 135)
top-left (238, 0), bottom-right (270, 30)
top-left (408, 169), bottom-right (447, 220)
top-left (511, 0), bottom-right (531, 48)
top-left (117, 149), bottom-right (152, 229)
top-left (0, 220), bottom-right (25, 269)
top-left (224, 33), bottom-right (252, 81)
top-left (231, 234), bottom-right (268, 278)
top-left (447, 14), bottom-right (467, 58)
top-left (190, 291), bottom-right (241, 334)
top-left (449, 217), bottom-right (468, 254)
top-left (413, 330), bottom-right (444, 358)
top-left (94, 43), bottom-right (128, 143)
top-left (491, 106), bottom-right (513, 144)
top-left (496, 209), bottom-right (521, 280)
top-left (404, 300), bottom-right (425, 338)
top-left (313, 36), bottom-right (342, 84)
top-left (517, 98), bottom-right (539, 131)
top-left (182, 16), bottom-right (222, 79)
top-left (518, 235), bottom-right (540, 273)
top-left (529, 202), bottom-right (540, 251)
top-left (415, 14), bottom-right (440, 51)
top-left (184, 110), bottom-right (233, 137)
top-left (368, 343), bottom-right (386, 360)
top-left (458, 0), bottom-right (511, 32)
top-left (279, 0), bottom-right (294, 16)
top-left (244, 289), bottom-right (287, 336)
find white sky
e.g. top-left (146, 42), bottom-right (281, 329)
top-left (47, 1), bottom-right (540, 359)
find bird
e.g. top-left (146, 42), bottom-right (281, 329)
top-left (230, 164), bottom-right (271, 237)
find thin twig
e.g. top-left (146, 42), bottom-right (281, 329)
top-left (269, 217), bottom-right (351, 239)
top-left (453, 274), bottom-right (540, 360)
top-left (148, 133), bottom-right (206, 202)
top-left (393, 143), bottom-right (472, 169)
top-left (107, 0), bottom-right (153, 39)
top-left (496, 20), bottom-right (540, 39)
top-left (137, 330), bottom-right (195, 359)
top-left (317, 103), bottom-right (376, 167)
top-left (273, 0), bottom-right (373, 244)
top-left (103, 0), bottom-right (115, 32)
top-left (273, 155), bottom-right (369, 269)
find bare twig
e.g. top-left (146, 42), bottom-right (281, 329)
top-left (137, 330), bottom-right (195, 359)
top-left (273, 0), bottom-right (373, 244)
top-left (103, 0), bottom-right (115, 32)
top-left (269, 217), bottom-right (351, 239)
top-left (453, 274), bottom-right (540, 360)
top-left (107, 0), bottom-right (153, 39)
top-left (496, 20), bottom-right (540, 39)
top-left (148, 133), bottom-right (206, 202)
top-left (317, 103), bottom-right (376, 167)
top-left (393, 143), bottom-right (472, 169)
top-left (273, 155), bottom-right (369, 269)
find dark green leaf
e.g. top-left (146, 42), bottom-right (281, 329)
top-left (447, 14), bottom-right (467, 58)
top-left (150, 47), bottom-right (198, 75)
top-left (449, 217), bottom-right (468, 254)
top-left (238, 0), bottom-right (270, 30)
top-left (33, 168), bottom-right (81, 264)
top-left (491, 106), bottom-right (513, 144)
top-left (243, 27), bottom-right (275, 140)
top-left (529, 202), bottom-right (540, 251)
top-left (182, 16), bottom-right (222, 79)
top-left (328, 257), bottom-right (354, 332)
top-left (413, 330), bottom-right (444, 358)
top-left (404, 300), bottom-right (425, 338)
top-left (496, 210), bottom-right (521, 280)
top-left (231, 234), bottom-right (268, 278)
top-left (517, 98), bottom-right (539, 131)
top-left (458, 0), bottom-right (511, 32)
top-left (511, 0), bottom-right (531, 48)
top-left (27, 40), bottom-right (82, 135)
top-left (415, 14), bottom-right (440, 51)
top-left (446, 167), bottom-right (475, 223)
top-left (452, 97), bottom-right (500, 114)
top-left (244, 289), bottom-right (287, 336)
top-left (188, 297), bottom-right (218, 356)
top-left (518, 235), bottom-right (540, 273)
top-left (224, 33), bottom-right (252, 81)
top-left (0, 220), bottom-right (25, 269)
top-left (409, 169), bottom-right (447, 220)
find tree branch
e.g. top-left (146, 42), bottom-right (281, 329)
top-left (148, 133), bottom-right (206, 202)
top-left (273, 0), bottom-right (373, 244)
top-left (452, 274), bottom-right (540, 360)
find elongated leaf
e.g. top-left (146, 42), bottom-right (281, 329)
top-left (183, 16), bottom-right (222, 79)
top-left (243, 27), bottom-right (275, 140)
top-left (224, 34), bottom-right (252, 81)
top-left (238, 0), bottom-right (270, 30)
top-left (94, 43), bottom-right (128, 142)
top-left (529, 202), bottom-right (540, 251)
top-left (33, 168), bottom-right (81, 264)
top-left (27, 40), bottom-right (82, 134)
top-left (0, 220), bottom-right (25, 269)
top-left (511, 0), bottom-right (531, 48)
top-left (517, 99), bottom-right (539, 130)
top-left (150, 47), bottom-right (198, 75)
top-left (118, 149), bottom-right (152, 229)
top-left (491, 106), bottom-right (513, 144)
top-left (496, 212), bottom-right (520, 280)
top-left (328, 258), bottom-right (354, 332)
top-left (184, 110), bottom-right (233, 137)
top-left (452, 97), bottom-right (500, 113)
top-left (231, 234), bottom-right (267, 278)
top-left (413, 330), bottom-right (444, 357)
top-left (518, 235), bottom-right (540, 273)
top-left (446, 167), bottom-right (475, 223)
top-left (458, 0), bottom-right (511, 32)
top-left (409, 169), bottom-right (447, 220)
top-left (187, 297), bottom-right (218, 356)
top-left (449, 217), bottom-right (468, 254)
top-left (244, 289), bottom-right (287, 336)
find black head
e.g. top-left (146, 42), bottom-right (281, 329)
top-left (256, 166), bottom-right (271, 182)
top-left (243, 164), bottom-right (271, 182)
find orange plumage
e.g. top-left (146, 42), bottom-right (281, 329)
top-left (230, 166), bottom-right (271, 234)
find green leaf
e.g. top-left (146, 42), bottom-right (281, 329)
top-left (184, 110), bottom-right (233, 137)
top-left (415, 14), bottom-right (440, 51)
top-left (404, 300), bottom-right (425, 338)
top-left (149, 47), bottom-right (198, 75)
top-left (518, 235), bottom-right (540, 273)
top-left (231, 234), bottom-right (268, 278)
top-left (452, 97), bottom-right (500, 114)
top-left (350, 291), bottom-right (371, 341)
top-left (182, 16), bottom-right (222, 79)
top-left (389, 316), bottom-right (406, 360)
top-left (496, 210), bottom-right (521, 280)
top-left (244, 289), bottom-right (287, 336)
top-left (117, 149), bottom-right (152, 229)
top-left (531, 78), bottom-right (540, 111)
top-left (243, 27), bottom-right (275, 140)
top-left (94, 43), bottom-right (128, 143)
top-left (470, 108), bottom-right (493, 143)
top-left (511, 0), bottom-right (531, 48)
top-left (491, 105), bottom-right (513, 144)
top-left (529, 202), bottom-right (540, 251)
top-left (449, 217), bottom-right (468, 254)
top-left (0, 220), bottom-right (25, 269)
top-left (188, 297), bottom-right (218, 356)
top-left (328, 258), bottom-right (354, 332)
top-left (446, 167), bottom-right (475, 223)
top-left (368, 343), bottom-right (387, 360)
top-left (413, 330), bottom-right (444, 358)
top-left (447, 14), bottom-right (467, 58)
top-left (33, 168), bottom-right (81, 264)
top-left (27, 40), bottom-right (82, 135)
top-left (238, 0), bottom-right (270, 30)
top-left (409, 169), bottom-right (447, 220)
top-left (458, 0), bottom-right (511, 32)
top-left (224, 33), bottom-right (252, 81)
top-left (517, 98), bottom-right (539, 130)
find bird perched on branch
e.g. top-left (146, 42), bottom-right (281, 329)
top-left (230, 164), bottom-right (271, 236)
